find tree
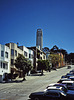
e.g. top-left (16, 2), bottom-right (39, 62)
top-left (50, 45), bottom-right (59, 53)
top-left (48, 54), bottom-right (63, 68)
top-left (67, 53), bottom-right (74, 64)
top-left (25, 60), bottom-right (32, 76)
top-left (37, 59), bottom-right (50, 75)
top-left (60, 49), bottom-right (68, 62)
top-left (42, 47), bottom-right (50, 53)
top-left (14, 54), bottom-right (32, 80)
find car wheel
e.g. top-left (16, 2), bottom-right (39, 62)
top-left (34, 97), bottom-right (40, 100)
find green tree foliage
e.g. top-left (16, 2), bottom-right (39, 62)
top-left (43, 47), bottom-right (50, 53)
top-left (50, 45), bottom-right (59, 53)
top-left (67, 53), bottom-right (74, 64)
top-left (37, 59), bottom-right (50, 75)
top-left (60, 49), bottom-right (68, 62)
top-left (14, 54), bottom-right (32, 80)
top-left (48, 54), bottom-right (63, 68)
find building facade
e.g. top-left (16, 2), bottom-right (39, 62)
top-left (28, 46), bottom-right (46, 71)
top-left (0, 44), bottom-right (10, 82)
top-left (5, 43), bottom-right (23, 72)
top-left (5, 43), bottom-right (34, 74)
top-left (19, 46), bottom-right (33, 66)
top-left (36, 29), bottom-right (43, 50)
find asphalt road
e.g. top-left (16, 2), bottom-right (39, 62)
top-left (0, 65), bottom-right (74, 100)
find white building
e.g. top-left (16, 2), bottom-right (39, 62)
top-left (19, 46), bottom-right (33, 66)
top-left (0, 44), bottom-right (10, 82)
top-left (5, 43), bottom-right (34, 75)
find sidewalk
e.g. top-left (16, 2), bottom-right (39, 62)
top-left (11, 71), bottom-right (50, 82)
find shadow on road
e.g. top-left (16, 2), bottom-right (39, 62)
top-left (0, 79), bottom-right (26, 84)
top-left (30, 73), bottom-right (45, 76)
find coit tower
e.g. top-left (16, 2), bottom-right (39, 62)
top-left (36, 29), bottom-right (43, 50)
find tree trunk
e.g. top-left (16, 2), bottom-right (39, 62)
top-left (22, 71), bottom-right (26, 81)
top-left (41, 69), bottom-right (43, 75)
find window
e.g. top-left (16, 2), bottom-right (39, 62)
top-left (5, 63), bottom-right (8, 69)
top-left (1, 62), bottom-right (2, 68)
top-left (29, 54), bottom-right (31, 58)
top-left (11, 49), bottom-right (14, 56)
top-left (11, 59), bottom-right (14, 65)
top-left (15, 50), bottom-right (17, 56)
top-left (5, 52), bottom-right (8, 58)
top-left (3, 63), bottom-right (5, 69)
top-left (43, 55), bottom-right (45, 59)
top-left (46, 92), bottom-right (59, 97)
top-left (1, 51), bottom-right (4, 57)
top-left (24, 51), bottom-right (27, 57)
top-left (40, 57), bottom-right (42, 60)
top-left (0, 62), bottom-right (1, 67)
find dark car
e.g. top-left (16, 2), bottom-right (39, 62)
top-left (66, 90), bottom-right (74, 100)
top-left (61, 75), bottom-right (67, 78)
top-left (29, 90), bottom-right (66, 100)
top-left (70, 69), bottom-right (74, 74)
top-left (52, 67), bottom-right (57, 70)
top-left (66, 73), bottom-right (74, 78)
top-left (67, 66), bottom-right (71, 69)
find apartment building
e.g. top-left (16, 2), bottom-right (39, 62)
top-left (0, 44), bottom-right (10, 82)
top-left (28, 46), bottom-right (46, 71)
top-left (5, 43), bottom-right (34, 74)
top-left (19, 46), bottom-right (33, 66)
top-left (0, 42), bottom-right (46, 80)
top-left (5, 43), bottom-right (23, 72)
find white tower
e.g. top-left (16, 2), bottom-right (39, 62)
top-left (36, 29), bottom-right (43, 50)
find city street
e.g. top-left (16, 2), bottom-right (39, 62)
top-left (0, 65), bottom-right (74, 100)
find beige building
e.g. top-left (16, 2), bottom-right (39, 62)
top-left (5, 43), bottom-right (34, 74)
top-left (6, 43), bottom-right (23, 73)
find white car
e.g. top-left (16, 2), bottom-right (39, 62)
top-left (44, 86), bottom-right (66, 93)
top-left (57, 78), bottom-right (71, 83)
top-left (62, 81), bottom-right (74, 90)
top-left (69, 76), bottom-right (74, 81)
top-left (46, 83), bottom-right (68, 92)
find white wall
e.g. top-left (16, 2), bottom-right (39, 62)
top-left (0, 44), bottom-right (10, 81)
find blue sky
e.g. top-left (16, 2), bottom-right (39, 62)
top-left (0, 0), bottom-right (74, 53)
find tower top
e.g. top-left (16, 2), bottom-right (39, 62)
top-left (37, 29), bottom-right (42, 31)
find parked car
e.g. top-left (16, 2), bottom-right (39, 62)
top-left (52, 67), bottom-right (57, 70)
top-left (66, 90), bottom-right (74, 100)
top-left (62, 81), bottom-right (74, 90)
top-left (46, 83), bottom-right (68, 92)
top-left (46, 83), bottom-right (58, 88)
top-left (61, 75), bottom-right (67, 78)
top-left (29, 90), bottom-right (67, 100)
top-left (57, 78), bottom-right (71, 83)
top-left (67, 66), bottom-right (71, 69)
top-left (44, 86), bottom-right (67, 94)
top-left (69, 76), bottom-right (74, 81)
top-left (66, 73), bottom-right (74, 78)
top-left (70, 69), bottom-right (74, 74)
